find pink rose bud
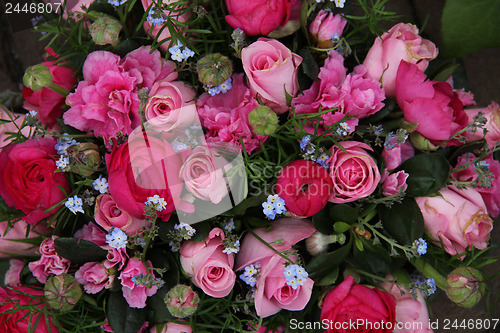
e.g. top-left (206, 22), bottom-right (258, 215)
top-left (164, 284), bottom-right (200, 318)
top-left (309, 10), bottom-right (347, 49)
top-left (446, 267), bottom-right (485, 308)
top-left (381, 169), bottom-right (409, 197)
top-left (44, 273), bottom-right (83, 312)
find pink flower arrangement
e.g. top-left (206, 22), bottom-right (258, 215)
top-left (75, 261), bottom-right (114, 294)
top-left (119, 257), bottom-right (158, 308)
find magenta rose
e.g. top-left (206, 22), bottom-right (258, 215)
top-left (0, 137), bottom-right (70, 224)
top-left (321, 275), bottom-right (396, 333)
top-left (28, 236), bottom-right (71, 284)
top-left (464, 101), bottom-right (500, 147)
top-left (236, 218), bottom-right (315, 318)
top-left (416, 186), bottom-right (493, 257)
top-left (327, 141), bottom-right (381, 203)
top-left (275, 160), bottom-right (333, 217)
top-left (0, 220), bottom-right (50, 258)
top-left (363, 23), bottom-right (438, 97)
top-left (242, 38), bottom-right (302, 113)
top-left (120, 257), bottom-right (158, 308)
top-left (75, 261), bottom-right (114, 294)
top-left (395, 61), bottom-right (469, 147)
top-left (309, 10), bottom-right (347, 49)
top-left (180, 228), bottom-right (236, 298)
top-left (225, 0), bottom-right (293, 36)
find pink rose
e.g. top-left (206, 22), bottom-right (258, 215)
top-left (150, 321), bottom-right (192, 333)
top-left (381, 170), bottom-right (409, 197)
top-left (276, 160), bottom-right (333, 217)
top-left (236, 218), bottom-right (315, 318)
top-left (363, 23), bottom-right (438, 97)
top-left (180, 228), bottom-right (236, 297)
top-left (29, 236), bottom-right (72, 283)
top-left (382, 141), bottom-right (414, 170)
top-left (94, 194), bottom-right (151, 235)
top-left (225, 0), bottom-right (293, 36)
top-left (464, 101), bottom-right (500, 147)
top-left (197, 73), bottom-right (267, 154)
top-left (0, 108), bottom-right (29, 147)
top-left (380, 278), bottom-right (433, 333)
top-left (395, 61), bottom-right (469, 146)
top-left (242, 38), bottom-right (302, 113)
top-left (328, 141), bottom-right (381, 203)
top-left (75, 261), bottom-right (114, 294)
top-left (75, 222), bottom-right (107, 247)
top-left (0, 138), bottom-right (70, 224)
top-left (44, 0), bottom-right (93, 19)
top-left (119, 257), bottom-right (158, 308)
top-left (309, 10), bottom-right (347, 49)
top-left (0, 220), bottom-right (50, 258)
top-left (415, 186), bottom-right (493, 257)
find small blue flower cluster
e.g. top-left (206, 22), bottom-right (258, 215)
top-left (207, 77), bottom-right (233, 96)
top-left (145, 195), bottom-right (167, 211)
top-left (413, 238), bottom-right (427, 256)
top-left (300, 135), bottom-right (330, 168)
top-left (106, 227), bottom-right (128, 249)
top-left (92, 175), bottom-right (109, 194)
top-left (336, 122), bottom-right (350, 136)
top-left (223, 219), bottom-right (236, 232)
top-left (283, 264), bottom-right (308, 290)
top-left (146, 8), bottom-right (165, 27)
top-left (411, 275), bottom-right (437, 298)
top-left (168, 41), bottom-right (195, 62)
top-left (240, 263), bottom-right (260, 287)
top-left (55, 134), bottom-right (78, 171)
top-left (262, 194), bottom-right (286, 220)
top-left (222, 240), bottom-right (240, 255)
top-left (108, 0), bottom-right (127, 6)
top-left (65, 195), bottom-right (84, 215)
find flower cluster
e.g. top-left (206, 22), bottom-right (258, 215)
top-left (283, 264), bottom-right (308, 290)
top-left (262, 194), bottom-right (287, 219)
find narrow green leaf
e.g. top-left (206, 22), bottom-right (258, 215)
top-left (401, 154), bottom-right (449, 197)
top-left (107, 291), bottom-right (147, 333)
top-left (54, 238), bottom-right (107, 265)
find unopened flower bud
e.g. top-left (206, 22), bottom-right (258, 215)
top-left (164, 284), bottom-right (200, 318)
top-left (196, 53), bottom-right (232, 86)
top-left (90, 14), bottom-right (122, 46)
top-left (67, 142), bottom-right (102, 177)
top-left (248, 106), bottom-right (278, 136)
top-left (306, 231), bottom-right (338, 255)
top-left (44, 274), bottom-right (83, 312)
top-left (23, 64), bottom-right (53, 91)
top-left (409, 131), bottom-right (438, 151)
top-left (309, 10), bottom-right (347, 49)
top-left (446, 267), bottom-right (485, 308)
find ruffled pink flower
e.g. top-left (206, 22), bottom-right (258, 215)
top-left (28, 236), bottom-right (71, 283)
top-left (75, 261), bottom-right (114, 294)
top-left (382, 141), bottom-right (414, 170)
top-left (381, 169), bottom-right (409, 196)
top-left (104, 247), bottom-right (129, 271)
top-left (197, 73), bottom-right (267, 153)
top-left (119, 257), bottom-right (158, 308)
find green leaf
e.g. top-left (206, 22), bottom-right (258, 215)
top-left (106, 291), bottom-right (147, 333)
top-left (297, 48), bottom-right (320, 81)
top-left (188, 221), bottom-right (212, 243)
top-left (54, 238), bottom-right (107, 265)
top-left (312, 203), bottom-right (334, 234)
top-left (380, 197), bottom-right (425, 245)
top-left (401, 154), bottom-right (449, 197)
top-left (306, 237), bottom-right (352, 280)
top-left (316, 267), bottom-right (339, 286)
top-left (329, 204), bottom-right (358, 224)
top-left (333, 222), bottom-right (351, 233)
top-left (146, 286), bottom-right (174, 324)
top-left (441, 0), bottom-right (500, 57)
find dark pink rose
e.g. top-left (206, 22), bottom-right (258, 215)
top-left (180, 228), bottom-right (235, 298)
top-left (363, 23), bottom-right (438, 98)
top-left (395, 61), bottom-right (469, 146)
top-left (75, 261), bottom-right (114, 294)
top-left (0, 220), bottom-right (50, 258)
top-left (119, 258), bottom-right (158, 308)
top-left (225, 0), bottom-right (293, 36)
top-left (0, 138), bottom-right (70, 224)
top-left (464, 101), bottom-right (500, 147)
top-left (275, 160), bottom-right (333, 217)
top-left (309, 10), bottom-right (347, 49)
top-left (328, 141), bottom-right (381, 203)
top-left (28, 236), bottom-right (71, 284)
top-left (236, 218), bottom-right (315, 318)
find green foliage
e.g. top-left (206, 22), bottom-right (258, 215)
top-left (54, 238), bottom-right (108, 265)
top-left (306, 236), bottom-right (352, 281)
top-left (107, 291), bottom-right (147, 333)
top-left (379, 197), bottom-right (425, 245)
top-left (400, 153), bottom-right (450, 197)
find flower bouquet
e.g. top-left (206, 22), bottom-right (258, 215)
top-left (0, 0), bottom-right (499, 332)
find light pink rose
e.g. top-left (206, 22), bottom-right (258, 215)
top-left (328, 141), bottom-right (381, 203)
top-left (415, 186), bottom-right (493, 257)
top-left (381, 170), bottom-right (409, 197)
top-left (236, 218), bottom-right (315, 318)
top-left (309, 10), bottom-right (347, 49)
top-left (94, 194), bottom-right (151, 235)
top-left (119, 257), bottom-right (158, 308)
top-left (179, 146), bottom-right (228, 204)
top-left (150, 321), bottom-right (192, 333)
top-left (382, 141), bottom-right (415, 170)
top-left (4, 259), bottom-right (24, 286)
top-left (363, 23), bottom-right (438, 97)
top-left (104, 247), bottom-right (129, 270)
top-left (75, 261), bottom-right (114, 294)
top-left (464, 101), bottom-right (500, 147)
top-left (180, 228), bottom-right (235, 298)
top-left (0, 220), bottom-right (50, 258)
top-left (28, 236), bottom-right (71, 283)
top-left (242, 38), bottom-right (302, 113)
top-left (0, 108), bottom-right (29, 147)
top-left (75, 222), bottom-right (107, 248)
top-left (380, 277), bottom-right (433, 333)
top-left (197, 73), bottom-right (267, 154)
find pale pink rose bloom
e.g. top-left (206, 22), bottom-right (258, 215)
top-left (119, 258), bottom-right (158, 308)
top-left (180, 228), bottom-right (235, 298)
top-left (4, 259), bottom-right (25, 286)
top-left (363, 23), bottom-right (438, 97)
top-left (0, 108), bottom-right (28, 147)
top-left (94, 194), bottom-right (151, 235)
top-left (416, 186), bottom-right (493, 257)
top-left (236, 218), bottom-right (316, 318)
top-left (150, 321), bottom-right (192, 333)
top-left (0, 220), bottom-right (50, 258)
top-left (197, 73), bottom-right (267, 154)
top-left (309, 10), bottom-right (347, 49)
top-left (381, 169), bottom-right (409, 196)
top-left (464, 101), bottom-right (500, 148)
top-left (29, 236), bottom-right (71, 283)
top-left (242, 38), bottom-right (302, 113)
top-left (382, 141), bottom-right (415, 171)
top-left (75, 261), bottom-right (114, 294)
top-left (328, 141), bottom-right (381, 203)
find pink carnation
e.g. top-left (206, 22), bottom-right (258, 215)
top-left (119, 257), bottom-right (158, 308)
top-left (28, 236), bottom-right (71, 283)
top-left (75, 261), bottom-right (114, 294)
top-left (381, 169), bottom-right (409, 197)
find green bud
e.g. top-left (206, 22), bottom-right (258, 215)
top-left (23, 64), bottom-right (53, 91)
top-left (196, 53), bottom-right (232, 86)
top-left (164, 284), bottom-right (200, 318)
top-left (90, 15), bottom-right (122, 46)
top-left (67, 142), bottom-right (102, 177)
top-left (44, 274), bottom-right (83, 312)
top-left (248, 106), bottom-right (278, 136)
top-left (409, 132), bottom-right (438, 151)
top-left (446, 267), bottom-right (485, 308)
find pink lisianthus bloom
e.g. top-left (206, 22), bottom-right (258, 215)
top-left (236, 218), bottom-right (315, 318)
top-left (292, 50), bottom-right (385, 135)
top-left (395, 61), bottom-right (470, 147)
top-left (28, 236), bottom-right (72, 284)
top-left (464, 101), bottom-right (500, 147)
top-left (197, 73), bottom-right (267, 154)
top-left (119, 257), bottom-right (158, 308)
top-left (381, 169), bottom-right (409, 197)
top-left (309, 10), bottom-right (347, 49)
top-left (75, 261), bottom-right (114, 294)
top-left (363, 23), bottom-right (438, 98)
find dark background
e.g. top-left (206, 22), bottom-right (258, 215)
top-left (0, 0), bottom-right (499, 332)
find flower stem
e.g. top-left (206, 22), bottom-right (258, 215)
top-left (410, 257), bottom-right (447, 291)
